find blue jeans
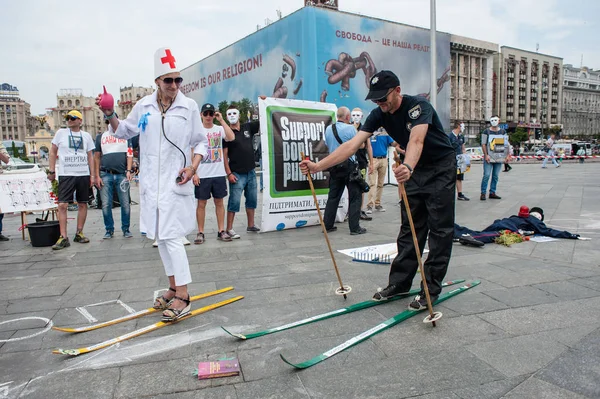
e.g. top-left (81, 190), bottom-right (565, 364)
top-left (100, 172), bottom-right (131, 233)
top-left (542, 149), bottom-right (559, 167)
top-left (227, 170), bottom-right (258, 213)
top-left (480, 161), bottom-right (502, 194)
top-left (0, 213), bottom-right (4, 234)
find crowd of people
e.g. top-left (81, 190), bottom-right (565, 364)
top-left (1, 48), bottom-right (585, 322)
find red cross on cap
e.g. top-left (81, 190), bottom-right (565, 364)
top-left (160, 49), bottom-right (176, 69)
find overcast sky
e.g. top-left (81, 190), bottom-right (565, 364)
top-left (1, 0), bottom-right (597, 114)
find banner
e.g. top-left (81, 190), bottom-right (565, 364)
top-left (0, 171), bottom-right (55, 213)
top-left (259, 97), bottom-right (347, 232)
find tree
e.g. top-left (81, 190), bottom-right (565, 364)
top-left (510, 127), bottom-right (529, 146)
top-left (548, 125), bottom-right (562, 137)
top-left (11, 141), bottom-right (18, 159)
top-left (216, 98), bottom-right (257, 124)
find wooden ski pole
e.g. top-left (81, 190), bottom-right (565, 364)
top-left (301, 152), bottom-right (351, 299)
top-left (394, 155), bottom-right (442, 326)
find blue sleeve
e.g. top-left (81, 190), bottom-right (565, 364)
top-left (386, 136), bottom-right (394, 146)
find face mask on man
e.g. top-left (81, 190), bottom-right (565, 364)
top-left (459, 123), bottom-right (465, 133)
top-left (490, 117), bottom-right (500, 127)
top-left (351, 112), bottom-right (363, 124)
top-left (227, 109), bottom-right (240, 124)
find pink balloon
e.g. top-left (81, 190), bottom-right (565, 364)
top-left (99, 85), bottom-right (114, 109)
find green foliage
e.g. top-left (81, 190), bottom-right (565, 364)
top-left (548, 125), bottom-right (562, 136)
top-left (510, 127), bottom-right (529, 145)
top-left (11, 141), bottom-right (18, 158)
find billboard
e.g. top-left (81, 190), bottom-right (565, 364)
top-left (180, 6), bottom-right (451, 127)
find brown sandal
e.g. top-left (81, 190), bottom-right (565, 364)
top-left (153, 287), bottom-right (176, 310)
top-left (162, 295), bottom-right (191, 322)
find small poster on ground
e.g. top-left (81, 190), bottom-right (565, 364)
top-left (197, 359), bottom-right (240, 380)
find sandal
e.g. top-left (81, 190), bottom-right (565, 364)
top-left (153, 287), bottom-right (176, 310)
top-left (194, 232), bottom-right (205, 245)
top-left (162, 295), bottom-right (191, 322)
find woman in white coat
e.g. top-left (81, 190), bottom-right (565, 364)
top-left (97, 47), bottom-right (208, 321)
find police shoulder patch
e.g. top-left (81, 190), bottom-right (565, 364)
top-left (406, 123), bottom-right (412, 131)
top-left (408, 104), bottom-right (421, 120)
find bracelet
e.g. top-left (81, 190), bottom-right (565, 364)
top-left (403, 163), bottom-right (414, 174)
top-left (188, 166), bottom-right (196, 174)
top-left (104, 111), bottom-right (116, 120)
top-left (48, 171), bottom-right (55, 174)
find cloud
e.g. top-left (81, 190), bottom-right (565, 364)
top-left (0, 0), bottom-right (597, 115)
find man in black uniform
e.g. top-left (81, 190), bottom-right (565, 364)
top-left (300, 70), bottom-right (456, 310)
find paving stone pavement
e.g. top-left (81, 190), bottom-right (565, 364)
top-left (0, 162), bottom-right (599, 399)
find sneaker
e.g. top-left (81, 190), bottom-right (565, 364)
top-left (0, 234), bottom-right (9, 242)
top-left (325, 226), bottom-right (337, 233)
top-left (123, 230), bottom-right (133, 238)
top-left (247, 225), bottom-right (261, 232)
top-left (217, 231), bottom-right (232, 242)
top-left (360, 211), bottom-right (373, 221)
top-left (152, 240), bottom-right (158, 247)
top-left (350, 227), bottom-right (367, 235)
top-left (194, 232), bottom-right (205, 245)
top-left (489, 192), bottom-right (502, 200)
top-left (556, 164), bottom-right (561, 168)
top-left (52, 236), bottom-right (70, 250)
top-left (182, 237), bottom-right (191, 246)
top-left (458, 234), bottom-right (485, 247)
top-left (73, 231), bottom-right (90, 243)
top-left (227, 229), bottom-right (241, 239)
top-left (408, 294), bottom-right (438, 311)
top-left (457, 194), bottom-right (470, 201)
top-left (103, 231), bottom-right (114, 239)
top-left (372, 284), bottom-right (409, 301)
top-left (365, 206), bottom-right (373, 214)
top-left (480, 193), bottom-right (486, 201)
top-left (375, 205), bottom-right (386, 212)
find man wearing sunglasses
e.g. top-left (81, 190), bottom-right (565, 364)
top-left (300, 70), bottom-right (456, 311)
top-left (192, 103), bottom-right (235, 244)
top-left (48, 110), bottom-right (96, 250)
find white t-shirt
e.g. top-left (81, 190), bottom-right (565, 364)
top-left (195, 125), bottom-right (226, 178)
top-left (51, 128), bottom-right (95, 177)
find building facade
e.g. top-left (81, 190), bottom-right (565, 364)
top-left (450, 35), bottom-right (498, 142)
top-left (562, 64), bottom-right (600, 138)
top-left (496, 47), bottom-right (563, 136)
top-left (47, 89), bottom-right (122, 138)
top-left (119, 85), bottom-right (154, 118)
top-left (0, 83), bottom-right (35, 142)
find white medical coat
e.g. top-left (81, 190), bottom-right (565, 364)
top-left (113, 90), bottom-right (207, 240)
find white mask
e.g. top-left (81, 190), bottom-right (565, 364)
top-left (490, 117), bottom-right (500, 127)
top-left (351, 111), bottom-right (363, 124)
top-left (530, 212), bottom-right (542, 221)
top-left (459, 123), bottom-right (465, 133)
top-left (226, 109), bottom-right (239, 124)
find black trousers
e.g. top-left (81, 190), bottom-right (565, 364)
top-left (323, 164), bottom-right (362, 232)
top-left (389, 153), bottom-right (456, 296)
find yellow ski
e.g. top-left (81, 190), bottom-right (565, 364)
top-left (52, 287), bottom-right (234, 333)
top-left (52, 295), bottom-right (243, 356)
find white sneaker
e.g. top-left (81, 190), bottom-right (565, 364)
top-left (152, 240), bottom-right (158, 247)
top-left (181, 237), bottom-right (191, 245)
top-left (227, 229), bottom-right (241, 239)
top-left (365, 206), bottom-right (373, 214)
top-left (375, 205), bottom-right (386, 212)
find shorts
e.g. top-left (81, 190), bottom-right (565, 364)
top-left (58, 176), bottom-right (90, 203)
top-left (456, 171), bottom-right (464, 181)
top-left (227, 170), bottom-right (258, 213)
top-left (194, 176), bottom-right (228, 200)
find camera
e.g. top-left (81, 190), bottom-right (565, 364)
top-left (349, 168), bottom-right (370, 193)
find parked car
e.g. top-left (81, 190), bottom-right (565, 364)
top-left (0, 158), bottom-right (41, 174)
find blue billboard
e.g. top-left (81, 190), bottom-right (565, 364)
top-left (180, 6), bottom-right (451, 127)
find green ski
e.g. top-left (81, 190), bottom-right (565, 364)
top-left (221, 279), bottom-right (465, 340)
top-left (280, 280), bottom-right (480, 369)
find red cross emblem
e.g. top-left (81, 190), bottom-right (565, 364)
top-left (160, 49), bottom-right (176, 69)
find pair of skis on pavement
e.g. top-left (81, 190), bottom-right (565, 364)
top-left (222, 279), bottom-right (479, 369)
top-left (52, 287), bottom-right (243, 356)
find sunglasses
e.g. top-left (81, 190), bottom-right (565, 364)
top-left (65, 116), bottom-right (80, 121)
top-left (161, 77), bottom-right (183, 85)
top-left (372, 88), bottom-right (394, 104)
top-left (202, 111), bottom-right (215, 117)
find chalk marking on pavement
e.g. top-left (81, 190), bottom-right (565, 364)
top-left (116, 300), bottom-right (136, 314)
top-left (74, 307), bottom-right (97, 323)
top-left (0, 317), bottom-right (53, 343)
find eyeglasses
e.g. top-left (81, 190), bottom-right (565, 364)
top-left (65, 116), bottom-right (80, 121)
top-left (202, 111), bottom-right (215, 117)
top-left (161, 77), bottom-right (183, 85)
top-left (372, 88), bottom-right (394, 104)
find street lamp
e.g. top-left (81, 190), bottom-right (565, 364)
top-left (29, 140), bottom-right (37, 163)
